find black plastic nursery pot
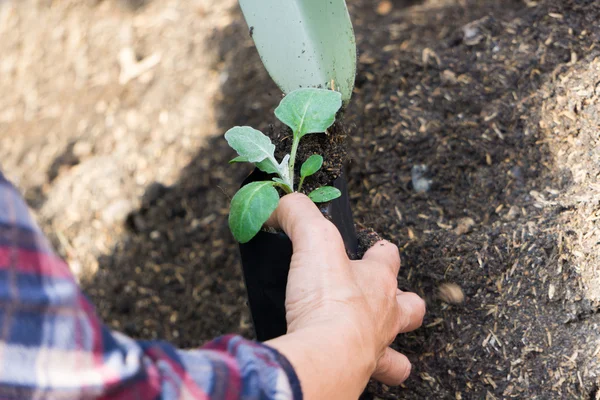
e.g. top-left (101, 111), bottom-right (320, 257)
top-left (239, 168), bottom-right (358, 342)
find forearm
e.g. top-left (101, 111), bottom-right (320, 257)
top-left (266, 326), bottom-right (374, 400)
top-left (0, 171), bottom-right (302, 400)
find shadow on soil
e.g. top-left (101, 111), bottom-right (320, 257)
top-left (83, 0), bottom-right (600, 398)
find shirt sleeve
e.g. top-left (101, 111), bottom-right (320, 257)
top-left (0, 172), bottom-right (302, 400)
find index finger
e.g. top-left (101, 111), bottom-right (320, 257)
top-left (361, 240), bottom-right (401, 276)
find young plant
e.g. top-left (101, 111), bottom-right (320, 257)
top-left (225, 87), bottom-right (343, 243)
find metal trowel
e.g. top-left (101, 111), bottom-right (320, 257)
top-left (238, 0), bottom-right (357, 104)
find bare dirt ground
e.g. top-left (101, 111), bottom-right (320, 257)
top-left (1, 0), bottom-right (599, 398)
top-left (0, 0), bottom-right (235, 278)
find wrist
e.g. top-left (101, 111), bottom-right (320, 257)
top-left (301, 323), bottom-right (377, 374)
top-left (266, 324), bottom-right (375, 399)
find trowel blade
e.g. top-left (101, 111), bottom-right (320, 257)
top-left (238, 0), bottom-right (357, 104)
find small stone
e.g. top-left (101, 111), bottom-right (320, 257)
top-left (461, 17), bottom-right (489, 46)
top-left (441, 70), bottom-right (458, 85)
top-left (376, 0), bottom-right (392, 15)
top-left (438, 283), bottom-right (465, 304)
top-left (462, 25), bottom-right (482, 45)
top-left (505, 205), bottom-right (520, 220)
top-left (548, 284), bottom-right (556, 300)
top-left (411, 165), bottom-right (432, 193)
top-left (454, 217), bottom-right (475, 235)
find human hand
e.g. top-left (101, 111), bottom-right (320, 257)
top-left (266, 193), bottom-right (425, 395)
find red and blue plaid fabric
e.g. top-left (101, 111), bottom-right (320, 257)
top-left (0, 171), bottom-right (302, 400)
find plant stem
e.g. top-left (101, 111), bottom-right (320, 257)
top-left (297, 177), bottom-right (305, 193)
top-left (288, 133), bottom-right (301, 191)
top-left (273, 182), bottom-right (293, 194)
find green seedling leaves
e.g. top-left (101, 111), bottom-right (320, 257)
top-left (229, 181), bottom-right (279, 243)
top-left (300, 154), bottom-right (323, 178)
top-left (225, 126), bottom-right (277, 163)
top-left (225, 89), bottom-right (344, 242)
top-left (308, 186), bottom-right (341, 203)
top-left (225, 127), bottom-right (280, 174)
top-left (275, 88), bottom-right (342, 138)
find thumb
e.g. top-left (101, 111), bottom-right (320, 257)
top-left (267, 193), bottom-right (345, 256)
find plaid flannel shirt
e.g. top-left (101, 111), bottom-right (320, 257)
top-left (0, 171), bottom-right (302, 400)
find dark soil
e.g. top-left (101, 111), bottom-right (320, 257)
top-left (347, 0), bottom-right (600, 398)
top-left (269, 119), bottom-right (349, 195)
top-left (7, 0), bottom-right (599, 398)
top-left (89, 0), bottom-right (600, 397)
top-left (356, 228), bottom-right (383, 258)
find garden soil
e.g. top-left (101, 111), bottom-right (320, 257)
top-left (1, 0), bottom-right (599, 398)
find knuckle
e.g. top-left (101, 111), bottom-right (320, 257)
top-left (315, 219), bottom-right (341, 239)
top-left (376, 351), bottom-right (393, 375)
top-left (387, 241), bottom-right (400, 258)
top-left (397, 311), bottom-right (411, 332)
top-left (382, 239), bottom-right (400, 254)
top-left (282, 192), bottom-right (309, 205)
top-left (278, 193), bottom-right (300, 213)
top-left (380, 240), bottom-right (401, 270)
top-left (380, 270), bottom-right (399, 292)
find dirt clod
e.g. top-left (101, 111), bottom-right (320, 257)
top-left (376, 1), bottom-right (393, 16)
top-left (437, 283), bottom-right (465, 305)
top-left (453, 217), bottom-right (475, 235)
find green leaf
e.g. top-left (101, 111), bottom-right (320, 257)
top-left (229, 181), bottom-right (280, 243)
top-left (300, 155), bottom-right (323, 178)
top-left (229, 154), bottom-right (279, 174)
top-left (308, 186), bottom-right (341, 203)
top-left (230, 156), bottom-right (248, 164)
top-left (225, 126), bottom-right (277, 164)
top-left (272, 177), bottom-right (287, 185)
top-left (256, 159), bottom-right (279, 174)
top-left (274, 88), bottom-right (342, 138)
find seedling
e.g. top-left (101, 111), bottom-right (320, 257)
top-left (226, 87), bottom-right (343, 243)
